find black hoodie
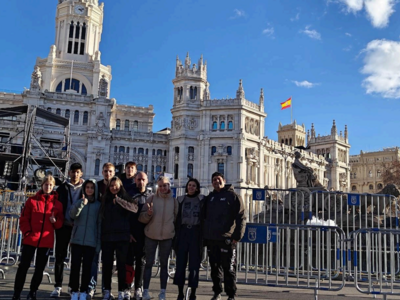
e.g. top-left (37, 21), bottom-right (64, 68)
top-left (203, 184), bottom-right (246, 242)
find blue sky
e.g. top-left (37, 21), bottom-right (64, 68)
top-left (1, 0), bottom-right (399, 155)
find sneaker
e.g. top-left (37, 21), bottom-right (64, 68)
top-left (71, 292), bottom-right (79, 300)
top-left (103, 290), bottom-right (113, 300)
top-left (118, 291), bottom-right (124, 300)
top-left (88, 289), bottom-right (96, 299)
top-left (211, 294), bottom-right (221, 300)
top-left (27, 291), bottom-right (37, 300)
top-left (50, 287), bottom-right (62, 298)
top-left (158, 291), bottom-right (166, 300)
top-left (68, 287), bottom-right (73, 295)
top-left (142, 290), bottom-right (151, 300)
top-left (80, 292), bottom-right (88, 300)
top-left (227, 298), bottom-right (235, 300)
top-left (123, 290), bottom-right (131, 300)
top-left (135, 288), bottom-right (142, 299)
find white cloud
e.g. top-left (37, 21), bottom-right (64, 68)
top-left (345, 32), bottom-right (352, 36)
top-left (299, 26), bottom-right (321, 40)
top-left (343, 45), bottom-right (352, 51)
top-left (292, 80), bottom-right (320, 88)
top-left (231, 9), bottom-right (246, 19)
top-left (361, 39), bottom-right (400, 98)
top-left (262, 26), bottom-right (274, 37)
top-left (337, 0), bottom-right (396, 28)
top-left (290, 12), bottom-right (300, 21)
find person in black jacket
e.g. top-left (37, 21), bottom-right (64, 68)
top-left (51, 163), bottom-right (84, 298)
top-left (203, 172), bottom-right (246, 300)
top-left (101, 176), bottom-right (138, 300)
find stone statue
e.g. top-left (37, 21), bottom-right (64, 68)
top-left (30, 66), bottom-right (41, 91)
top-left (99, 75), bottom-right (108, 97)
top-left (292, 151), bottom-right (320, 188)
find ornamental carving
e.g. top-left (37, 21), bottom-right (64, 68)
top-left (244, 117), bottom-right (259, 136)
top-left (186, 117), bottom-right (198, 130)
top-left (96, 112), bottom-right (106, 134)
top-left (174, 117), bottom-right (183, 130)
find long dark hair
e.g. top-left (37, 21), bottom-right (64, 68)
top-left (100, 176), bottom-right (128, 218)
top-left (185, 177), bottom-right (200, 197)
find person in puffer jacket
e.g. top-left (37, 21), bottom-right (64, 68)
top-left (68, 179), bottom-right (101, 300)
top-left (12, 175), bottom-right (64, 300)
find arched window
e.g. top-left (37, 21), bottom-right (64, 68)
top-left (116, 119), bottom-right (121, 130)
top-left (211, 146), bottom-right (216, 155)
top-left (228, 121), bottom-right (233, 129)
top-left (227, 146), bottom-right (232, 155)
top-left (152, 149), bottom-right (155, 155)
top-left (57, 78), bottom-right (87, 94)
top-left (137, 164), bottom-right (143, 171)
top-left (190, 86), bottom-right (194, 99)
top-left (65, 109), bottom-right (70, 119)
top-left (94, 159), bottom-right (100, 176)
top-left (56, 108), bottom-right (61, 115)
top-left (174, 164), bottom-right (179, 179)
top-left (194, 87), bottom-right (197, 99)
top-left (377, 183), bottom-right (383, 190)
top-left (187, 164), bottom-right (193, 177)
top-left (47, 107), bottom-right (52, 112)
top-left (289, 138), bottom-right (292, 145)
top-left (119, 146), bottom-right (125, 153)
top-left (177, 87), bottom-right (183, 100)
top-left (114, 146), bottom-right (117, 152)
top-left (83, 111), bottom-right (88, 125)
top-left (74, 110), bottom-right (79, 124)
top-left (369, 184), bottom-right (374, 190)
top-left (220, 121), bottom-right (225, 130)
top-left (175, 147), bottom-right (179, 154)
top-left (218, 163), bottom-right (224, 176)
top-left (75, 22), bottom-right (81, 39)
top-left (352, 185), bottom-right (357, 191)
top-left (188, 147), bottom-right (194, 154)
top-left (156, 165), bottom-right (162, 173)
top-left (133, 147), bottom-right (137, 154)
top-left (145, 148), bottom-right (149, 155)
top-left (69, 21), bottom-right (74, 38)
top-left (56, 82), bottom-right (62, 93)
top-left (285, 139), bottom-right (288, 145)
top-left (157, 149), bottom-right (162, 156)
top-left (138, 148), bottom-right (144, 154)
top-left (67, 21), bottom-right (86, 55)
top-left (281, 139), bottom-right (284, 144)
top-left (212, 122), bottom-right (217, 130)
top-left (133, 121), bottom-right (138, 131)
top-left (126, 147), bottom-right (130, 154)
top-left (125, 120), bottom-right (129, 131)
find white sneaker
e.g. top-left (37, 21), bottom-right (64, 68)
top-left (118, 291), bottom-right (124, 300)
top-left (88, 289), bottom-right (95, 299)
top-left (135, 288), bottom-right (142, 299)
top-left (80, 292), bottom-right (88, 300)
top-left (103, 290), bottom-right (112, 300)
top-left (50, 287), bottom-right (62, 298)
top-left (123, 290), bottom-right (131, 300)
top-left (142, 289), bottom-right (151, 300)
top-left (71, 292), bottom-right (79, 300)
top-left (158, 291), bottom-right (166, 300)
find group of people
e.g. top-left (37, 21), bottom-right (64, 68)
top-left (12, 161), bottom-right (246, 300)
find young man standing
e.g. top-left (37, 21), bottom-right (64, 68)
top-left (50, 163), bottom-right (84, 298)
top-left (118, 161), bottom-right (137, 195)
top-left (203, 172), bottom-right (246, 300)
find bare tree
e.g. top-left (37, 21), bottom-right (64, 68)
top-left (382, 161), bottom-right (400, 186)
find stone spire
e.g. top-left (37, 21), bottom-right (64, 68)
top-left (311, 123), bottom-right (316, 138)
top-left (344, 125), bottom-right (348, 140)
top-left (259, 88), bottom-right (264, 106)
top-left (331, 120), bottom-right (337, 136)
top-left (198, 54), bottom-right (203, 66)
top-left (307, 130), bottom-right (310, 144)
top-left (185, 52), bottom-right (191, 68)
top-left (236, 79), bottom-right (245, 99)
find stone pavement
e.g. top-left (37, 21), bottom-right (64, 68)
top-left (0, 266), bottom-right (376, 300)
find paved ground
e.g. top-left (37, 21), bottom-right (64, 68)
top-left (0, 266), bottom-right (381, 300)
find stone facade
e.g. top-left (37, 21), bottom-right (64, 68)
top-left (349, 147), bottom-right (400, 193)
top-left (0, 0), bottom-right (351, 196)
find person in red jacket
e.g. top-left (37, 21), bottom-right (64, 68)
top-left (12, 175), bottom-right (64, 300)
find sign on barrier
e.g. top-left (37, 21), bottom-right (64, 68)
top-left (347, 193), bottom-right (360, 206)
top-left (171, 187), bottom-right (177, 198)
top-left (252, 189), bottom-right (265, 201)
top-left (241, 223), bottom-right (277, 244)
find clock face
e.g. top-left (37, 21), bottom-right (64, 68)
top-left (74, 5), bottom-right (85, 15)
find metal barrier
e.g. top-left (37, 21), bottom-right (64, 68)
top-left (237, 223), bottom-right (346, 299)
top-left (349, 228), bottom-right (400, 299)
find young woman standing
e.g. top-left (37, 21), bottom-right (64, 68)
top-left (12, 175), bottom-right (64, 300)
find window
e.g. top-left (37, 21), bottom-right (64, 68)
top-left (218, 163), bottom-right (224, 176)
top-left (145, 148), bottom-right (149, 155)
top-left (126, 147), bottom-right (130, 154)
top-left (67, 21), bottom-right (86, 55)
top-left (174, 164), bottom-right (179, 179)
top-left (74, 110), bottom-right (79, 124)
top-left (212, 122), bottom-right (217, 130)
top-left (368, 170), bottom-right (372, 178)
top-left (94, 159), bottom-right (100, 176)
top-left (65, 109), bottom-right (70, 119)
top-left (152, 149), bottom-right (155, 155)
top-left (138, 148), bottom-right (144, 154)
top-left (163, 166), bottom-right (166, 172)
top-left (133, 121), bottom-right (138, 131)
top-left (188, 147), bottom-right (194, 154)
top-left (69, 21), bottom-right (74, 38)
top-left (83, 111), bottom-right (88, 125)
top-left (289, 138), bottom-right (292, 145)
top-left (352, 185), bottom-right (357, 191)
top-left (227, 146), bottom-right (232, 155)
top-left (190, 86), bottom-right (197, 100)
top-left (220, 121), bottom-right (225, 130)
top-left (56, 78), bottom-right (87, 95)
top-left (133, 148), bottom-right (136, 154)
top-left (114, 146), bottom-right (117, 152)
top-left (119, 146), bottom-right (125, 153)
top-left (354, 173), bottom-right (357, 179)
top-left (377, 183), bottom-right (383, 190)
top-left (377, 170), bottom-right (381, 178)
top-left (281, 139), bottom-right (284, 144)
top-left (125, 120), bottom-right (129, 131)
top-left (144, 165), bottom-right (148, 173)
top-left (175, 147), bottom-right (179, 154)
top-left (285, 139), bottom-right (288, 145)
top-left (137, 164), bottom-right (143, 171)
top-left (156, 165), bottom-right (162, 173)
top-left (228, 121), bottom-right (233, 130)
top-left (56, 82), bottom-right (62, 92)
top-left (47, 107), bottom-right (52, 112)
top-left (177, 87), bottom-right (183, 100)
top-left (211, 146), bottom-right (216, 155)
top-left (187, 164), bottom-right (193, 177)
top-left (369, 184), bottom-right (374, 190)
top-left (157, 149), bottom-right (162, 156)
top-left (164, 150), bottom-right (167, 156)
top-left (116, 119), bottom-right (120, 130)
top-left (56, 108), bottom-right (61, 115)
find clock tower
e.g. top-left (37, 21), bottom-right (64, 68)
top-left (32, 0), bottom-right (112, 97)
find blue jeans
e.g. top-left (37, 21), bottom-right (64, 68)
top-left (143, 237), bottom-right (172, 290)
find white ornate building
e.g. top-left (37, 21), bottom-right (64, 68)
top-left (0, 0), bottom-right (351, 195)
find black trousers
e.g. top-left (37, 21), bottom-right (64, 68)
top-left (207, 240), bottom-right (237, 298)
top-left (69, 244), bottom-right (96, 293)
top-left (173, 226), bottom-right (201, 288)
top-left (126, 238), bottom-right (145, 290)
top-left (54, 225), bottom-right (73, 288)
top-left (14, 244), bottom-right (50, 296)
top-left (102, 241), bottom-right (129, 292)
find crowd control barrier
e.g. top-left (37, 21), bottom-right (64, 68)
top-left (238, 223), bottom-right (346, 299)
top-left (349, 228), bottom-right (400, 299)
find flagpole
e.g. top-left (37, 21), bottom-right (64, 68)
top-left (291, 96), bottom-right (293, 124)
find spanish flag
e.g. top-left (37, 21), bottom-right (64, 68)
top-left (281, 97), bottom-right (292, 110)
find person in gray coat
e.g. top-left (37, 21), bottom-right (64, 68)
top-left (68, 179), bottom-right (101, 300)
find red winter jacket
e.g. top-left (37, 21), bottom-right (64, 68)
top-left (19, 190), bottom-right (64, 248)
